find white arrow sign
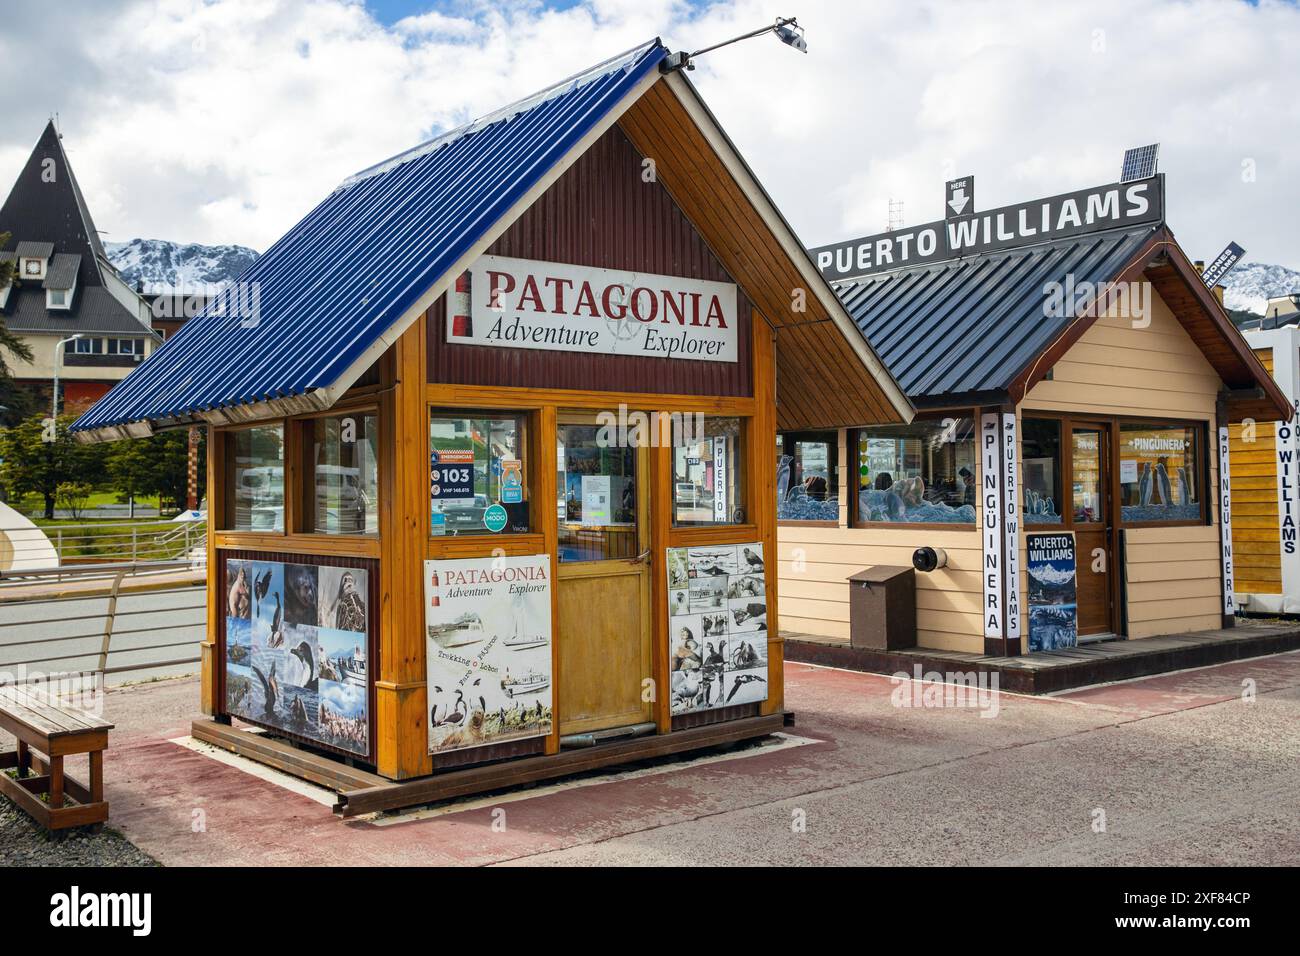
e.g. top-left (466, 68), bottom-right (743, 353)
top-left (948, 188), bottom-right (970, 216)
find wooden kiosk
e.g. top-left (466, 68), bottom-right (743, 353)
top-left (72, 40), bottom-right (911, 809)
top-left (779, 176), bottom-right (1289, 658)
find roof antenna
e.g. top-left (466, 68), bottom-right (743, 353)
top-left (663, 16), bottom-right (807, 72)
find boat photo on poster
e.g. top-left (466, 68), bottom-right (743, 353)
top-left (224, 558), bottom-right (370, 757)
top-left (666, 542), bottom-right (769, 714)
top-left (425, 554), bottom-right (554, 754)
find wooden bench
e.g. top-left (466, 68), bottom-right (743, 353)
top-left (0, 686), bottom-right (114, 831)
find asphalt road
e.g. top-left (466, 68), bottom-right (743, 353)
top-left (0, 585), bottom-right (205, 687)
top-left (62, 648), bottom-right (1300, 867)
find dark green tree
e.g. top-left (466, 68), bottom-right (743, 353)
top-left (0, 413), bottom-right (102, 518)
top-left (0, 231), bottom-right (35, 427)
top-left (104, 429), bottom-right (206, 514)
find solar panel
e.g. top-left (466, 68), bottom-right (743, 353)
top-left (1120, 144), bottom-right (1160, 183)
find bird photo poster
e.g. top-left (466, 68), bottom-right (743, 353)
top-left (666, 542), bottom-right (769, 715)
top-left (223, 557), bottom-right (370, 757)
top-left (424, 554), bottom-right (554, 755)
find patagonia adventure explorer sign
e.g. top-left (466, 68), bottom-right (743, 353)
top-left (449, 255), bottom-right (739, 363)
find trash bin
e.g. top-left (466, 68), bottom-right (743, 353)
top-left (847, 566), bottom-right (916, 650)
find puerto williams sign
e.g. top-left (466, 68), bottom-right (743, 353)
top-left (448, 255), bottom-right (738, 363)
top-left (810, 175), bottom-right (1164, 281)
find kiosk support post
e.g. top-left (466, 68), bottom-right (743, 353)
top-left (376, 316), bottom-right (433, 780)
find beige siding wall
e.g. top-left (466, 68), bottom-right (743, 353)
top-left (778, 525), bottom-right (984, 651)
top-left (1022, 287), bottom-right (1223, 640)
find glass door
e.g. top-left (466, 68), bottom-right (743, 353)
top-left (554, 416), bottom-right (653, 735)
top-left (1071, 424), bottom-right (1115, 637)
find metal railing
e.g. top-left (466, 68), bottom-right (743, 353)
top-left (1, 520), bottom-right (206, 577)
top-left (0, 567), bottom-right (206, 690)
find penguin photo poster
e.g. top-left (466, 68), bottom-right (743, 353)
top-left (666, 543), bottom-right (769, 714)
top-left (224, 557), bottom-right (371, 757)
top-left (424, 554), bottom-right (554, 754)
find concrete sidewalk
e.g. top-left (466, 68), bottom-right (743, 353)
top-left (13, 650), bottom-right (1300, 866)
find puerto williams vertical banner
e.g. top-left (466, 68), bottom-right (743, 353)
top-left (424, 554), bottom-right (554, 754)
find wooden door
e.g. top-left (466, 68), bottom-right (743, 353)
top-left (1070, 423), bottom-right (1115, 636)
top-left (555, 416), bottom-right (653, 736)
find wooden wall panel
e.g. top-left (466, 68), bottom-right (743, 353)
top-left (1124, 526), bottom-right (1222, 638)
top-left (776, 527), bottom-right (984, 650)
top-left (1229, 348), bottom-right (1282, 595)
top-left (427, 124), bottom-right (753, 398)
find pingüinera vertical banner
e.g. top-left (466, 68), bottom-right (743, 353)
top-left (980, 413), bottom-right (1004, 640)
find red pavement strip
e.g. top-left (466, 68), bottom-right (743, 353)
top-left (93, 650), bottom-right (1300, 866)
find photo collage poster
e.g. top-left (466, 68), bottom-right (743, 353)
top-left (425, 554), bottom-right (554, 754)
top-left (666, 542), bottom-right (769, 714)
top-left (224, 557), bottom-right (370, 757)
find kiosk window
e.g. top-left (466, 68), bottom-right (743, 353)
top-left (307, 413), bottom-right (378, 535)
top-left (673, 416), bottom-right (746, 526)
top-left (429, 412), bottom-right (529, 536)
top-left (853, 417), bottom-right (976, 525)
top-left (1022, 418), bottom-right (1063, 524)
top-left (1119, 422), bottom-right (1201, 523)
top-left (557, 424), bottom-right (637, 562)
top-left (223, 425), bottom-right (285, 532)
top-left (777, 431), bottom-right (838, 521)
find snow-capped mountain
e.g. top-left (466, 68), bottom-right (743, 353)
top-left (1028, 563), bottom-right (1075, 587)
top-left (105, 238), bottom-right (259, 294)
top-left (1219, 261), bottom-right (1300, 315)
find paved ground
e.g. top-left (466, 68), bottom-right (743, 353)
top-left (4, 651), bottom-right (1299, 866)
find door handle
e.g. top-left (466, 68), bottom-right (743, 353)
top-left (631, 549), bottom-right (652, 565)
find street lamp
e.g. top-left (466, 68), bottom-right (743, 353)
top-left (663, 16), bottom-right (808, 72)
top-left (51, 333), bottom-right (83, 422)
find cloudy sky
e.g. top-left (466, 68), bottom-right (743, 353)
top-left (2, 0), bottom-right (1298, 266)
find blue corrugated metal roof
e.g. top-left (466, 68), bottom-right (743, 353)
top-left (835, 225), bottom-right (1158, 405)
top-left (73, 40), bottom-right (668, 436)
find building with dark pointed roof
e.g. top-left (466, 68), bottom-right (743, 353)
top-left (0, 121), bottom-right (156, 412)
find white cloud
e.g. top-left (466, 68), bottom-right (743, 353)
top-left (2, 0), bottom-right (1298, 268)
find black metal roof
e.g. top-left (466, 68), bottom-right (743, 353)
top-left (43, 253), bottom-right (81, 290)
top-left (0, 121), bottom-right (146, 335)
top-left (3, 286), bottom-right (151, 335)
top-left (835, 225), bottom-right (1157, 406)
top-left (15, 240), bottom-right (54, 260)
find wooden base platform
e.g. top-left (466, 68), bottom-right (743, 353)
top-left (191, 712), bottom-right (789, 817)
top-left (783, 621), bottom-right (1300, 694)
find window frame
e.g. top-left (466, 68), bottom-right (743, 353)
top-left (849, 408), bottom-right (982, 530)
top-left (776, 430), bottom-right (841, 526)
top-left (1021, 415), bottom-right (1066, 528)
top-left (1016, 411), bottom-right (1209, 532)
top-left (1115, 416), bottom-right (1208, 528)
top-left (219, 420), bottom-right (288, 535)
top-left (428, 406), bottom-right (534, 539)
top-left (670, 414), bottom-right (750, 529)
top-left (297, 407), bottom-right (382, 538)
